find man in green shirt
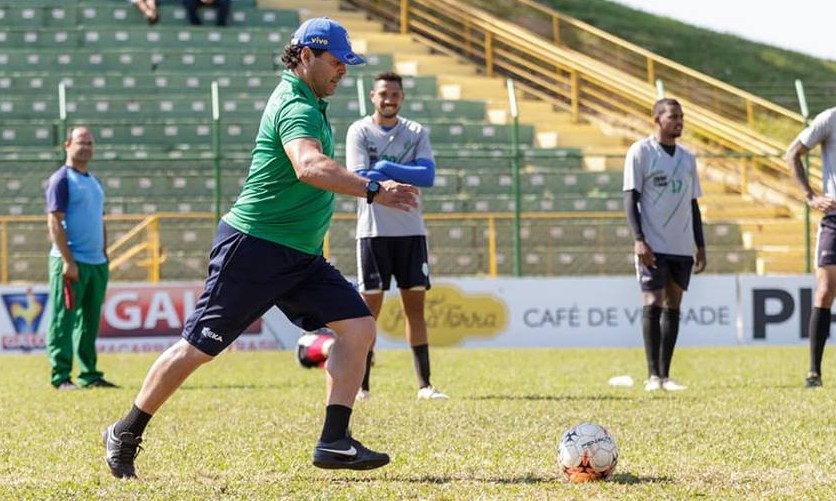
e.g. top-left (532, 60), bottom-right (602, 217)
top-left (103, 17), bottom-right (418, 479)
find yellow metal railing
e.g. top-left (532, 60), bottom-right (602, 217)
top-left (105, 214), bottom-right (164, 282)
top-left (503, 0), bottom-right (803, 135)
top-left (1, 211), bottom-right (626, 282)
top-left (0, 214), bottom-right (168, 284)
top-left (346, 0), bottom-right (812, 203)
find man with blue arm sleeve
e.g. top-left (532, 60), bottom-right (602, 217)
top-left (356, 158), bottom-right (436, 187)
top-left (344, 71), bottom-right (448, 401)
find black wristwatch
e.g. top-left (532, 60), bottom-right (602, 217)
top-left (365, 180), bottom-right (380, 204)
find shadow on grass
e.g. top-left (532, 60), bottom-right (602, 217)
top-left (609, 471), bottom-right (673, 485)
top-left (328, 472), bottom-right (669, 485)
top-left (465, 394), bottom-right (631, 402)
top-left (179, 384), bottom-right (294, 390)
top-left (331, 473), bottom-right (552, 485)
top-left (332, 475), bottom-right (453, 485)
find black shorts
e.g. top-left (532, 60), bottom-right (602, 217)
top-left (357, 236), bottom-right (431, 292)
top-left (635, 253), bottom-right (694, 292)
top-left (183, 220), bottom-right (371, 356)
top-left (817, 215), bottom-right (836, 267)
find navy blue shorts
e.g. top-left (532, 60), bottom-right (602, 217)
top-left (817, 215), bottom-right (836, 267)
top-left (183, 220), bottom-right (371, 356)
top-left (635, 253), bottom-right (694, 292)
top-left (357, 236), bottom-right (431, 292)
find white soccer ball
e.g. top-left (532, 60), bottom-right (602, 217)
top-left (557, 422), bottom-right (618, 483)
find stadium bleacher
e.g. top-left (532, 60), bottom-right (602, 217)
top-left (0, 0), bottom-right (758, 280)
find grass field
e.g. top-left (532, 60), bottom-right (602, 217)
top-left (3, 346), bottom-right (836, 499)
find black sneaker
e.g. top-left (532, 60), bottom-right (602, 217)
top-left (313, 435), bottom-right (390, 470)
top-left (86, 378), bottom-right (120, 389)
top-left (103, 423), bottom-right (143, 479)
top-left (806, 373), bottom-right (823, 388)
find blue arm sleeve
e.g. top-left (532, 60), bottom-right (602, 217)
top-left (373, 158), bottom-right (435, 187)
top-left (355, 169), bottom-right (393, 182)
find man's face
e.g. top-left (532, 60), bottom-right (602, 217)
top-left (304, 49), bottom-right (346, 98)
top-left (370, 79), bottom-right (404, 120)
top-left (656, 104), bottom-right (684, 138)
top-left (66, 128), bottom-right (94, 164)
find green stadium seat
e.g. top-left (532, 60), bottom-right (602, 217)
top-left (0, 97), bottom-right (55, 119)
top-left (6, 223), bottom-right (49, 253)
top-left (45, 6), bottom-right (77, 27)
top-left (0, 0), bottom-right (56, 7)
top-left (5, 253), bottom-right (47, 282)
top-left (326, 96), bottom-right (486, 121)
top-left (459, 171), bottom-right (513, 196)
top-left (76, 4), bottom-right (146, 26)
top-left (421, 195), bottom-right (467, 213)
top-left (337, 75), bottom-right (438, 98)
top-left (0, 124), bottom-right (55, 147)
top-left (0, 7), bottom-right (46, 28)
top-left (426, 220), bottom-right (481, 247)
top-left (0, 28), bottom-right (80, 48)
top-left (428, 170), bottom-right (458, 195)
top-left (428, 247), bottom-right (483, 275)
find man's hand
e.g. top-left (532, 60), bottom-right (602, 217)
top-left (374, 180), bottom-right (419, 211)
top-left (63, 260), bottom-right (79, 283)
top-left (634, 239), bottom-right (655, 269)
top-left (694, 247), bottom-right (707, 274)
top-left (807, 195), bottom-right (836, 213)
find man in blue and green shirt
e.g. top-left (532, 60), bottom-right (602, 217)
top-left (103, 17), bottom-right (419, 479)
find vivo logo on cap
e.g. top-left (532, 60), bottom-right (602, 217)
top-left (310, 36), bottom-right (329, 46)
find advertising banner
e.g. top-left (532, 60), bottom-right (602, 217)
top-left (0, 274), bottom-right (817, 354)
top-left (738, 275), bottom-right (817, 344)
top-left (374, 275), bottom-right (739, 348)
top-left (0, 283), bottom-right (289, 354)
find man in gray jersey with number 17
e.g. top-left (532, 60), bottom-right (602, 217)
top-left (623, 98), bottom-right (706, 393)
top-left (344, 71), bottom-right (448, 401)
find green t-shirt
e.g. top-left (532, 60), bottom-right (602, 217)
top-left (223, 71), bottom-right (335, 255)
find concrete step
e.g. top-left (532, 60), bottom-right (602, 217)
top-left (485, 100), bottom-right (571, 125)
top-left (352, 33), bottom-right (429, 55)
top-left (756, 253), bottom-right (812, 274)
top-left (743, 231), bottom-right (815, 247)
top-left (701, 181), bottom-right (735, 194)
top-left (437, 75), bottom-right (510, 99)
top-left (396, 55), bottom-right (478, 77)
top-left (738, 219), bottom-right (810, 234)
top-left (700, 205), bottom-right (792, 220)
top-left (258, 0), bottom-right (378, 29)
top-left (260, 0), bottom-right (341, 8)
top-left (535, 128), bottom-right (623, 149)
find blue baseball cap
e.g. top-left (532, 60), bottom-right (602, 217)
top-left (291, 17), bottom-right (366, 66)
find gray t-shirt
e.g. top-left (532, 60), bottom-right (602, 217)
top-left (797, 107), bottom-right (836, 209)
top-left (623, 136), bottom-right (702, 256)
top-left (345, 116), bottom-right (434, 237)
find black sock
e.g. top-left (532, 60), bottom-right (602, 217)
top-left (361, 351), bottom-right (373, 392)
top-left (642, 305), bottom-right (662, 378)
top-left (320, 405), bottom-right (352, 443)
top-left (411, 344), bottom-right (431, 388)
top-left (115, 404), bottom-right (153, 438)
top-left (660, 308), bottom-right (681, 379)
top-left (809, 307), bottom-right (831, 375)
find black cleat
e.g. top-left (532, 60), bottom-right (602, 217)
top-left (103, 423), bottom-right (143, 479)
top-left (313, 435), bottom-right (390, 470)
top-left (86, 378), bottom-right (120, 389)
top-left (806, 373), bottom-right (823, 388)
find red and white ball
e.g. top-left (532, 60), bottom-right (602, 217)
top-left (557, 422), bottom-right (618, 483)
